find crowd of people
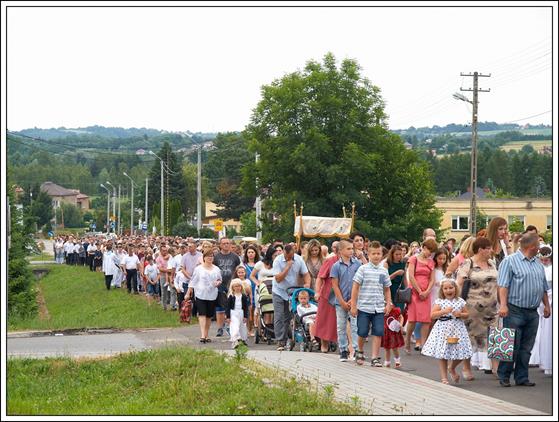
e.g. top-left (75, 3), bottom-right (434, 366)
top-left (51, 218), bottom-right (552, 387)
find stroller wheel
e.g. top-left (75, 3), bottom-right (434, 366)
top-left (299, 342), bottom-right (306, 352)
top-left (287, 339), bottom-right (295, 351)
top-left (255, 331), bottom-right (260, 344)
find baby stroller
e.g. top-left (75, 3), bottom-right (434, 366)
top-left (287, 287), bottom-right (318, 352)
top-left (254, 276), bottom-right (276, 345)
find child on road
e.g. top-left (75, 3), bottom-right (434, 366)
top-left (351, 241), bottom-right (393, 367)
top-left (421, 278), bottom-right (473, 384)
top-left (226, 278), bottom-right (250, 349)
top-left (382, 306), bottom-right (405, 368)
top-left (296, 290), bottom-right (319, 348)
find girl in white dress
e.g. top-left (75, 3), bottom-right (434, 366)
top-left (422, 278), bottom-right (473, 384)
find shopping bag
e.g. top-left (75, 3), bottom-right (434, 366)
top-left (487, 326), bottom-right (515, 361)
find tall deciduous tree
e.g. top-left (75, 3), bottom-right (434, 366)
top-left (205, 132), bottom-right (254, 220)
top-left (243, 53), bottom-right (441, 242)
top-left (30, 190), bottom-right (54, 228)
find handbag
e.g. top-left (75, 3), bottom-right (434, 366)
top-left (487, 326), bottom-right (516, 361)
top-left (180, 298), bottom-right (193, 324)
top-left (460, 258), bottom-right (474, 300)
top-left (395, 282), bottom-right (412, 304)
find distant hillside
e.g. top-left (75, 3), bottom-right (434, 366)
top-left (12, 125), bottom-right (220, 142)
top-left (391, 122), bottom-right (551, 140)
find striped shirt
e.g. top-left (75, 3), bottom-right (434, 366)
top-left (497, 250), bottom-right (548, 309)
top-left (353, 263), bottom-right (392, 313)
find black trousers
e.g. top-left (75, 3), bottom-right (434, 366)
top-left (105, 274), bottom-right (113, 290)
top-left (125, 269), bottom-right (138, 293)
top-left (88, 255), bottom-right (94, 271)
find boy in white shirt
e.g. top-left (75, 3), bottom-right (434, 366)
top-left (144, 256), bottom-right (160, 303)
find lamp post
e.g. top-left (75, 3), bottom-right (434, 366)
top-left (149, 150), bottom-right (165, 235)
top-left (123, 172), bottom-right (138, 235)
top-left (106, 181), bottom-right (117, 233)
top-left (100, 184), bottom-right (110, 233)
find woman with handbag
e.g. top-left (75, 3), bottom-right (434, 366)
top-left (456, 236), bottom-right (499, 380)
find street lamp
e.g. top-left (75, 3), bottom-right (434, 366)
top-left (123, 172), bottom-right (138, 235)
top-left (100, 184), bottom-right (110, 233)
top-left (149, 150), bottom-right (165, 235)
top-left (106, 181), bottom-right (117, 233)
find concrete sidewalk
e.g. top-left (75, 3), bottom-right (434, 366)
top-left (8, 328), bottom-right (548, 416)
top-left (234, 350), bottom-right (546, 416)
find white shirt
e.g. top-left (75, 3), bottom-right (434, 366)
top-left (189, 265), bottom-right (221, 301)
top-left (144, 263), bottom-right (159, 282)
top-left (102, 251), bottom-right (117, 276)
top-left (87, 244), bottom-right (98, 254)
top-left (174, 271), bottom-right (188, 292)
top-left (121, 254), bottom-right (140, 270)
top-left (168, 253), bottom-right (183, 282)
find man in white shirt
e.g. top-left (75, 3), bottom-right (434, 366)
top-left (87, 240), bottom-right (98, 272)
top-left (121, 245), bottom-right (141, 294)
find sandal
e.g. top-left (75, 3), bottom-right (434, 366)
top-left (404, 347), bottom-right (411, 355)
top-left (462, 371), bottom-right (474, 381)
top-left (394, 359), bottom-right (402, 369)
top-left (205, 338), bottom-right (212, 343)
top-left (449, 370), bottom-right (460, 383)
top-left (441, 378), bottom-right (450, 385)
top-left (371, 357), bottom-right (383, 367)
top-left (355, 350), bottom-right (365, 366)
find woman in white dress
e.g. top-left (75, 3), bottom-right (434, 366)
top-left (530, 245), bottom-right (552, 375)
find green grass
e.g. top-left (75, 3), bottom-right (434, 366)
top-left (7, 347), bottom-right (363, 415)
top-left (500, 140), bottom-right (551, 152)
top-left (27, 252), bottom-right (54, 262)
top-left (8, 265), bottom-right (183, 331)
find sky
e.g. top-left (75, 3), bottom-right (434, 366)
top-left (3, 2), bottom-right (556, 133)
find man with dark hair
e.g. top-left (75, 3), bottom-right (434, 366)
top-left (272, 243), bottom-right (310, 351)
top-left (497, 232), bottom-right (550, 387)
top-left (214, 237), bottom-right (241, 336)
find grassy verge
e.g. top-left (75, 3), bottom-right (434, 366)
top-left (8, 265), bottom-right (184, 331)
top-left (27, 252), bottom-right (54, 262)
top-left (7, 347), bottom-right (363, 415)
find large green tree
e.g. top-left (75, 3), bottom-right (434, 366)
top-left (29, 190), bottom-right (54, 228)
top-left (205, 132), bottom-right (254, 220)
top-left (243, 53), bottom-right (442, 242)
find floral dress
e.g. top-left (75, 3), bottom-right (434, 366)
top-left (421, 298), bottom-right (473, 360)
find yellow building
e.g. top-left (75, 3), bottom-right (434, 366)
top-left (435, 197), bottom-right (552, 240)
top-left (202, 201), bottom-right (242, 233)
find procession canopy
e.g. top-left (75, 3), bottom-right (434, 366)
top-left (294, 216), bottom-right (353, 238)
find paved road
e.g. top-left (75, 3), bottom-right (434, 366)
top-left (7, 325), bottom-right (552, 415)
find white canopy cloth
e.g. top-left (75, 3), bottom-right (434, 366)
top-left (294, 216), bottom-right (353, 238)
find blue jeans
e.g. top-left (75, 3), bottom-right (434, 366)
top-left (497, 304), bottom-right (540, 384)
top-left (335, 304), bottom-right (358, 353)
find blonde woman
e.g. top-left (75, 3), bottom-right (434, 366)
top-left (303, 239), bottom-right (323, 291)
top-left (445, 236), bottom-right (475, 278)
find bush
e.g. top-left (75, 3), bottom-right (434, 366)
top-left (171, 222), bottom-right (216, 239)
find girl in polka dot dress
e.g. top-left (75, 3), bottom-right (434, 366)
top-left (421, 278), bottom-right (473, 384)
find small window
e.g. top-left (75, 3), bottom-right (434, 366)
top-left (547, 215), bottom-right (552, 231)
top-left (508, 215), bottom-right (525, 226)
top-left (452, 216), bottom-right (469, 231)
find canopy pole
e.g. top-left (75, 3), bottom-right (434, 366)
top-left (350, 202), bottom-right (356, 233)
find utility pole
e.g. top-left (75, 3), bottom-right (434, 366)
top-left (145, 178), bottom-right (148, 233)
top-left (255, 153), bottom-right (262, 241)
top-left (117, 185), bottom-right (121, 235)
top-left (197, 145), bottom-right (202, 236)
top-left (459, 71), bottom-right (490, 236)
top-left (160, 160), bottom-right (164, 235)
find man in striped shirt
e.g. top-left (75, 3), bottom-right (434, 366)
top-left (497, 232), bottom-right (551, 387)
